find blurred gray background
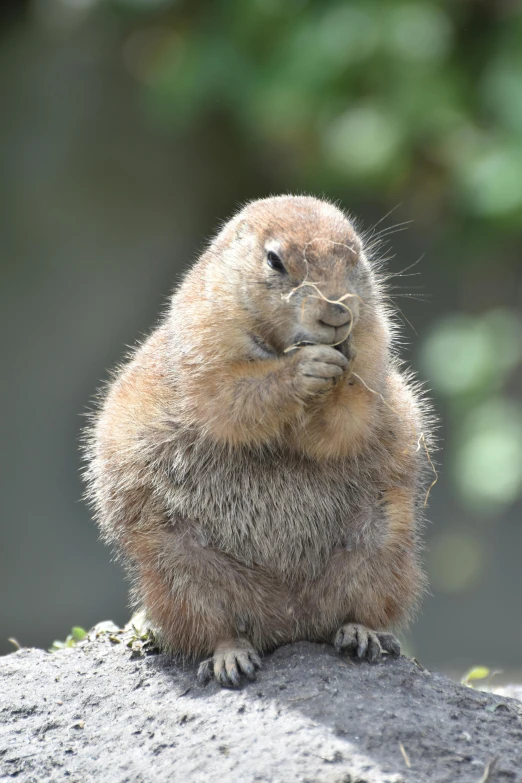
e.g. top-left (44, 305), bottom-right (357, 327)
top-left (1, 0), bottom-right (521, 678)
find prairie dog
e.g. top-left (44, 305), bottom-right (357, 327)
top-left (85, 195), bottom-right (432, 688)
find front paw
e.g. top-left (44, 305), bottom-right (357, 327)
top-left (339, 337), bottom-right (357, 369)
top-left (334, 623), bottom-right (400, 662)
top-left (197, 638), bottom-right (262, 689)
top-left (291, 344), bottom-right (350, 399)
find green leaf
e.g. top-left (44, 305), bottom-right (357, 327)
top-left (461, 666), bottom-right (490, 685)
top-left (49, 626), bottom-right (87, 652)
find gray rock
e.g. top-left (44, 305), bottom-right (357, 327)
top-left (1, 631), bottom-right (521, 783)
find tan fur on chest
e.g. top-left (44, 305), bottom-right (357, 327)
top-left (159, 430), bottom-right (389, 581)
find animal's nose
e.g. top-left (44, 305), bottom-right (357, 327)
top-left (318, 302), bottom-right (352, 328)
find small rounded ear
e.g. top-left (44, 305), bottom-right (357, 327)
top-left (212, 216), bottom-right (249, 253)
top-left (233, 219), bottom-right (249, 242)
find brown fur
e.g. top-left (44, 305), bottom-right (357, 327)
top-left (84, 195), bottom-right (433, 682)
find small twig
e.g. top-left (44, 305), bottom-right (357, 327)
top-left (283, 281), bottom-right (361, 310)
top-left (352, 372), bottom-right (438, 506)
top-left (287, 693), bottom-right (319, 703)
top-left (5, 752), bottom-right (38, 762)
top-left (478, 757), bottom-right (498, 783)
top-left (415, 433), bottom-right (439, 507)
top-left (399, 742), bottom-right (411, 768)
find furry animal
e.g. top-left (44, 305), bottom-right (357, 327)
top-left (85, 195), bottom-right (433, 688)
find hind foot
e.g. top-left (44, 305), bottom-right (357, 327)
top-left (334, 623), bottom-right (400, 662)
top-left (197, 638), bottom-right (262, 689)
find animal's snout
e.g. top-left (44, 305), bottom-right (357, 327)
top-left (318, 300), bottom-right (353, 329)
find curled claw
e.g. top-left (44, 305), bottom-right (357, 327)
top-left (376, 632), bottom-right (401, 657)
top-left (196, 658), bottom-right (214, 685)
top-left (334, 623), bottom-right (400, 662)
top-left (198, 640), bottom-right (262, 689)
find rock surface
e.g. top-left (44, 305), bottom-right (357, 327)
top-left (1, 628), bottom-right (521, 783)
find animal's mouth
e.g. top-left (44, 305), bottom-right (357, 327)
top-left (283, 323), bottom-right (354, 357)
top-left (283, 337), bottom-right (349, 355)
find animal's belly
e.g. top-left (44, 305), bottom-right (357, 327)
top-left (166, 440), bottom-right (384, 580)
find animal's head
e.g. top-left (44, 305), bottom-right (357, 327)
top-left (209, 195), bottom-right (379, 355)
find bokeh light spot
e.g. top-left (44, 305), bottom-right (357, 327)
top-left (387, 3), bottom-right (453, 63)
top-left (456, 401), bottom-right (522, 511)
top-left (459, 148), bottom-right (522, 217)
top-left (421, 315), bottom-right (493, 396)
top-left (324, 106), bottom-right (402, 176)
top-left (317, 5), bottom-right (379, 68)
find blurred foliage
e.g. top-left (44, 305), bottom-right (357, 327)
top-left (423, 309), bottom-right (522, 513)
top-left (423, 305), bottom-right (522, 594)
top-left (85, 0), bottom-right (522, 226)
top-left (34, 0), bottom-right (522, 227)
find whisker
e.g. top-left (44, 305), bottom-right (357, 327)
top-left (365, 203), bottom-right (403, 232)
top-left (386, 284), bottom-right (426, 291)
top-left (371, 220), bottom-right (414, 238)
top-left (386, 294), bottom-right (430, 302)
top-left (387, 300), bottom-right (418, 335)
top-left (383, 254), bottom-right (425, 280)
top-left (380, 272), bottom-right (423, 281)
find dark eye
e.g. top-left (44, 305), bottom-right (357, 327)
top-left (267, 250), bottom-right (286, 273)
